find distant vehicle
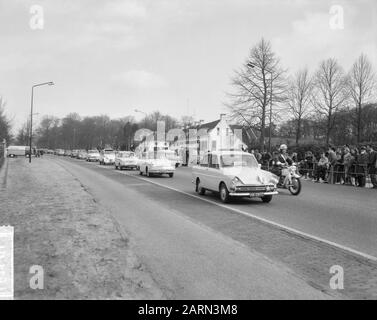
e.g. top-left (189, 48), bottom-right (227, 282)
top-left (55, 149), bottom-right (65, 156)
top-left (86, 149), bottom-right (100, 162)
top-left (192, 151), bottom-right (279, 203)
top-left (78, 150), bottom-right (88, 160)
top-left (7, 146), bottom-right (28, 158)
top-left (64, 150), bottom-right (71, 157)
top-left (71, 150), bottom-right (80, 158)
top-left (139, 152), bottom-right (175, 177)
top-left (99, 149), bottom-right (115, 165)
top-left (46, 149), bottom-right (54, 154)
top-left (114, 151), bottom-right (138, 170)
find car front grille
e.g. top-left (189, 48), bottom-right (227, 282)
top-left (235, 185), bottom-right (267, 192)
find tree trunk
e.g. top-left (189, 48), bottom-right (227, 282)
top-left (357, 103), bottom-right (362, 144)
top-left (296, 116), bottom-right (301, 146)
top-left (259, 107), bottom-right (266, 152)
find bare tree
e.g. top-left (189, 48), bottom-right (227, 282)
top-left (0, 96), bottom-right (12, 143)
top-left (285, 68), bottom-right (313, 145)
top-left (312, 58), bottom-right (349, 145)
top-left (347, 54), bottom-right (375, 143)
top-left (226, 38), bottom-right (286, 151)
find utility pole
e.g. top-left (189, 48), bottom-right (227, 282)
top-left (29, 82), bottom-right (54, 163)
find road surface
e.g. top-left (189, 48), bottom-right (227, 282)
top-left (53, 156), bottom-right (377, 299)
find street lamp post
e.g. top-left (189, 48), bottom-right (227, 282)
top-left (29, 82), bottom-right (54, 163)
top-left (247, 63), bottom-right (273, 153)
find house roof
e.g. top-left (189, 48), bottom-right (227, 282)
top-left (196, 119), bottom-right (220, 131)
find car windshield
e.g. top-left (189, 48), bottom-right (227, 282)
top-left (220, 153), bottom-right (259, 168)
top-left (119, 152), bottom-right (134, 158)
top-left (104, 150), bottom-right (114, 154)
top-left (88, 150), bottom-right (98, 154)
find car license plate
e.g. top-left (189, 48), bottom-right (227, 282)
top-left (249, 193), bottom-right (260, 198)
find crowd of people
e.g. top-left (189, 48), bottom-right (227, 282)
top-left (250, 145), bottom-right (377, 189)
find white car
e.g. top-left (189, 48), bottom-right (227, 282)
top-left (139, 154), bottom-right (175, 177)
top-left (192, 151), bottom-right (279, 203)
top-left (115, 151), bottom-right (138, 170)
top-left (77, 150), bottom-right (88, 160)
top-left (86, 149), bottom-right (100, 162)
top-left (99, 149), bottom-right (115, 165)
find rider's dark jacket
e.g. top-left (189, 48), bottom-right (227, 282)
top-left (270, 153), bottom-right (293, 176)
top-left (277, 154), bottom-right (293, 166)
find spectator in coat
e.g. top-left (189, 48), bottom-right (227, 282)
top-left (343, 147), bottom-right (354, 185)
top-left (315, 152), bottom-right (329, 182)
top-left (356, 146), bottom-right (369, 187)
top-left (367, 145), bottom-right (377, 189)
top-left (304, 151), bottom-right (316, 179)
top-left (327, 146), bottom-right (338, 184)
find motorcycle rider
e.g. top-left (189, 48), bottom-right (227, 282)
top-left (272, 144), bottom-right (293, 185)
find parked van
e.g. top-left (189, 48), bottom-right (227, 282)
top-left (7, 146), bottom-right (28, 157)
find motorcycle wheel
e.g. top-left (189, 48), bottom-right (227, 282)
top-left (288, 177), bottom-right (301, 196)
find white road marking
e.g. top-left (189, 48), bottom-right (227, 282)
top-left (83, 160), bottom-right (377, 262)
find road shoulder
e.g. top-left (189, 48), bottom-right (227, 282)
top-left (0, 158), bottom-right (164, 299)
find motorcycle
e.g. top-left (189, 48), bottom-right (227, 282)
top-left (277, 163), bottom-right (302, 196)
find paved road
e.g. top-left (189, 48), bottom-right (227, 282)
top-left (137, 163), bottom-right (377, 258)
top-left (53, 156), bottom-right (377, 299)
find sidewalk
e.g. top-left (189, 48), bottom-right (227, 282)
top-left (0, 157), bottom-right (164, 299)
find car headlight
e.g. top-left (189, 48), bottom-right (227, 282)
top-left (231, 176), bottom-right (244, 188)
top-left (266, 185), bottom-right (275, 191)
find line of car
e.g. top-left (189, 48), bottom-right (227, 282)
top-left (56, 148), bottom-right (280, 204)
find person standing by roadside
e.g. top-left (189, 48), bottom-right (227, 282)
top-left (304, 151), bottom-right (316, 180)
top-left (327, 146), bottom-right (337, 184)
top-left (349, 148), bottom-right (359, 186)
top-left (367, 145), bottom-right (377, 189)
top-left (343, 147), bottom-right (353, 185)
top-left (356, 147), bottom-right (369, 187)
top-left (315, 152), bottom-right (329, 183)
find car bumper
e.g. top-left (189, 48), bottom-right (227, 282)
top-left (148, 169), bottom-right (174, 174)
top-left (229, 191), bottom-right (278, 197)
top-left (120, 162), bottom-right (138, 166)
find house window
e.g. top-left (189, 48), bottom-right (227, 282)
top-left (226, 128), bottom-right (229, 136)
top-left (217, 127), bottom-right (220, 136)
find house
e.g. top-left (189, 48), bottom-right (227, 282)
top-left (170, 114), bottom-right (255, 165)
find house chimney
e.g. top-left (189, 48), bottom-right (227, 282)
top-left (220, 113), bottom-right (226, 121)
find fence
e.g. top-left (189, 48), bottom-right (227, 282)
top-left (261, 161), bottom-right (375, 188)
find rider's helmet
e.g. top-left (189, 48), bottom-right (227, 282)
top-left (279, 144), bottom-right (288, 152)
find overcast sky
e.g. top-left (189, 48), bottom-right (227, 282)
top-left (0, 0), bottom-right (376, 132)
